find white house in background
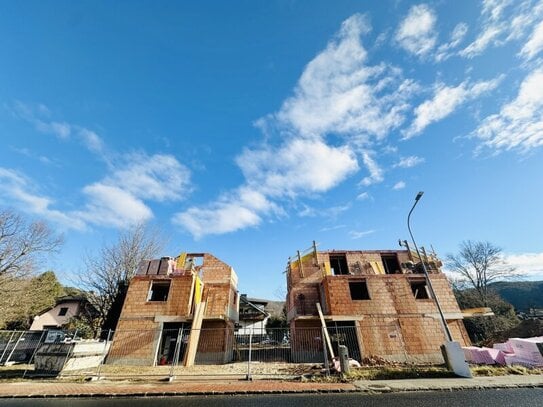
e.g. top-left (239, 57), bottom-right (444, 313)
top-left (30, 296), bottom-right (87, 330)
top-left (237, 295), bottom-right (270, 337)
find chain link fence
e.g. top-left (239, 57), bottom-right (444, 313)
top-left (0, 323), bottom-right (423, 380)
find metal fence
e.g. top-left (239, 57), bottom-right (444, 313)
top-left (0, 324), bottom-right (415, 380)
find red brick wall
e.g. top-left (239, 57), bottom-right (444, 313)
top-left (286, 250), bottom-right (469, 362)
top-left (117, 274), bottom-right (194, 326)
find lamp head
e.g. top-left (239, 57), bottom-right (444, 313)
top-left (415, 191), bottom-right (424, 201)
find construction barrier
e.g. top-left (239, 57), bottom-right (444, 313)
top-left (0, 324), bottom-right (415, 380)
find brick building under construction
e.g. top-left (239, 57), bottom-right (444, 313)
top-left (286, 243), bottom-right (470, 363)
top-left (107, 253), bottom-right (239, 365)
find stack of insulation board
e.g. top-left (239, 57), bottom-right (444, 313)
top-left (504, 337), bottom-right (543, 367)
top-left (463, 346), bottom-right (505, 365)
top-left (463, 336), bottom-right (543, 367)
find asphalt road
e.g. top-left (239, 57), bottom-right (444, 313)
top-left (0, 389), bottom-right (542, 407)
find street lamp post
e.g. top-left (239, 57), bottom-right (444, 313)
top-left (407, 191), bottom-right (453, 342)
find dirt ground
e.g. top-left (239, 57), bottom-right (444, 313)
top-left (96, 362), bottom-right (323, 378)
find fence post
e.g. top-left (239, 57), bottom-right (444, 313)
top-left (4, 331), bottom-right (24, 366)
top-left (338, 345), bottom-right (350, 376)
top-left (23, 330), bottom-right (47, 378)
top-left (169, 328), bottom-right (183, 382)
top-left (95, 329), bottom-right (112, 380)
top-left (246, 328), bottom-right (253, 381)
top-left (322, 327), bottom-right (330, 376)
top-left (0, 332), bottom-right (15, 365)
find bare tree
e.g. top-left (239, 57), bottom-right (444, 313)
top-left (0, 209), bottom-right (63, 284)
top-left (446, 240), bottom-right (520, 306)
top-left (78, 223), bottom-right (165, 326)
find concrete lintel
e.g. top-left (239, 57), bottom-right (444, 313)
top-left (294, 315), bottom-right (364, 322)
top-left (424, 312), bottom-right (464, 320)
top-left (202, 315), bottom-right (227, 321)
top-left (154, 315), bottom-right (191, 323)
top-left (328, 315), bottom-right (365, 321)
top-left (119, 316), bottom-right (154, 321)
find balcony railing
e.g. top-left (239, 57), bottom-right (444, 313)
top-left (287, 299), bottom-right (319, 320)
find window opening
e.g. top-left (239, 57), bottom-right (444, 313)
top-left (410, 280), bottom-right (430, 299)
top-left (349, 281), bottom-right (370, 300)
top-left (330, 255), bottom-right (349, 275)
top-left (148, 280), bottom-right (171, 301)
top-left (381, 254), bottom-right (401, 274)
top-left (58, 307), bottom-right (69, 316)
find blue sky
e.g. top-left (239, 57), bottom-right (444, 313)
top-left (1, 0), bottom-right (543, 299)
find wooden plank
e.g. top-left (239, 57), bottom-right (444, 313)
top-left (316, 302), bottom-right (335, 359)
top-left (183, 301), bottom-right (206, 367)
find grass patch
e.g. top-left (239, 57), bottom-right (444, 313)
top-left (471, 365), bottom-right (543, 376)
top-left (346, 366), bottom-right (456, 381)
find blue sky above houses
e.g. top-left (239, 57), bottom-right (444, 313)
top-left (1, 0), bottom-right (543, 298)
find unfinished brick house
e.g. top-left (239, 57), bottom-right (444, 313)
top-left (107, 253), bottom-right (239, 365)
top-left (286, 243), bottom-right (470, 363)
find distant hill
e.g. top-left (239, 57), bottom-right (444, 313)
top-left (490, 281), bottom-right (543, 312)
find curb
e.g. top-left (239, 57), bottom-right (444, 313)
top-left (354, 382), bottom-right (543, 394)
top-left (0, 388), bottom-right (358, 399)
top-left (1, 382), bottom-right (543, 398)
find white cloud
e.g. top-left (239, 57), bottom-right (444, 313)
top-left (77, 183), bottom-right (153, 229)
top-left (461, 26), bottom-right (503, 58)
top-left (320, 224), bottom-right (347, 232)
top-left (519, 20), bottom-right (543, 60)
top-left (35, 121), bottom-right (72, 139)
top-left (106, 153), bottom-right (191, 202)
top-left (298, 205), bottom-right (317, 217)
top-left (298, 203), bottom-right (351, 219)
top-left (460, 0), bottom-right (508, 58)
top-left (172, 187), bottom-right (277, 239)
top-left (7, 102), bottom-right (193, 230)
top-left (356, 192), bottom-right (370, 201)
top-left (505, 252), bottom-right (543, 277)
top-left (0, 168), bottom-right (86, 230)
top-left (237, 139), bottom-right (358, 198)
top-left (274, 14), bottom-right (419, 142)
top-left (13, 102), bottom-right (107, 156)
top-left (461, 0), bottom-right (543, 58)
top-left (392, 181), bottom-right (406, 190)
top-left (472, 69), bottom-right (543, 153)
top-left (359, 151), bottom-right (384, 186)
top-left (395, 4), bottom-right (437, 57)
top-left (349, 229), bottom-right (375, 239)
top-left (173, 14), bottom-right (422, 238)
top-left (394, 155), bottom-right (425, 168)
top-left (405, 76), bottom-right (503, 138)
top-left (78, 128), bottom-right (105, 154)
top-left (73, 152), bottom-right (191, 228)
top-left (174, 139), bottom-right (357, 237)
top-left (436, 23), bottom-right (468, 61)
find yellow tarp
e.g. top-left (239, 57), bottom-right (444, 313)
top-left (194, 276), bottom-right (202, 304)
top-left (291, 251), bottom-right (314, 269)
top-left (176, 252), bottom-right (187, 270)
top-left (324, 261), bottom-right (332, 276)
top-left (370, 261), bottom-right (385, 274)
